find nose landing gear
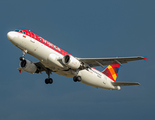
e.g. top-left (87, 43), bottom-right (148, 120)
top-left (20, 49), bottom-right (27, 61)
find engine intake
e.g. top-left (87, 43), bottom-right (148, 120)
top-left (20, 59), bottom-right (37, 74)
top-left (62, 55), bottom-right (81, 69)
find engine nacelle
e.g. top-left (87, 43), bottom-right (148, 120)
top-left (20, 59), bottom-right (37, 74)
top-left (47, 53), bottom-right (65, 69)
top-left (62, 55), bottom-right (81, 69)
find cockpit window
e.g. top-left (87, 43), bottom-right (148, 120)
top-left (15, 30), bottom-right (26, 34)
top-left (15, 30), bottom-right (19, 32)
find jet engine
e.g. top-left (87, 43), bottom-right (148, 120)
top-left (20, 59), bottom-right (37, 73)
top-left (62, 55), bottom-right (81, 69)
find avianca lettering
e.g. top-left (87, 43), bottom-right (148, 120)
top-left (15, 29), bottom-right (69, 56)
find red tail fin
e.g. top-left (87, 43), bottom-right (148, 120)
top-left (102, 64), bottom-right (120, 82)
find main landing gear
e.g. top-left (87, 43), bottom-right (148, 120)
top-left (45, 69), bottom-right (53, 84)
top-left (73, 76), bottom-right (81, 82)
top-left (45, 78), bottom-right (53, 84)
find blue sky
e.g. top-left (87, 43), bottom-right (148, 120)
top-left (0, 0), bottom-right (154, 120)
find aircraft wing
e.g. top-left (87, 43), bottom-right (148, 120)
top-left (22, 56), bottom-right (146, 73)
top-left (79, 56), bottom-right (147, 67)
top-left (34, 62), bottom-right (51, 74)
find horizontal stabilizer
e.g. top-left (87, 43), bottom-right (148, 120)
top-left (112, 82), bottom-right (140, 86)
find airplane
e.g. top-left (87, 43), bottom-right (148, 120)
top-left (7, 29), bottom-right (147, 90)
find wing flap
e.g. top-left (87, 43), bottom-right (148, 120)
top-left (79, 56), bottom-right (146, 67)
top-left (112, 82), bottom-right (140, 86)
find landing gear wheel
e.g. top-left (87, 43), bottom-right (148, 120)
top-left (45, 78), bottom-right (53, 84)
top-left (73, 76), bottom-right (81, 82)
top-left (49, 78), bottom-right (53, 84)
top-left (20, 57), bottom-right (25, 61)
top-left (45, 78), bottom-right (48, 84)
top-left (73, 76), bottom-right (78, 82)
top-left (45, 69), bottom-right (53, 84)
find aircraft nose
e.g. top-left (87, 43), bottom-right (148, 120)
top-left (7, 31), bottom-right (15, 41)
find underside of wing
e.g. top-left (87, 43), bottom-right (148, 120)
top-left (17, 60), bottom-right (51, 74)
top-left (112, 82), bottom-right (140, 86)
top-left (78, 56), bottom-right (147, 67)
top-left (34, 62), bottom-right (50, 73)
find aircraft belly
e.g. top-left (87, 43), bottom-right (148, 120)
top-left (54, 70), bottom-right (75, 78)
top-left (78, 70), bottom-right (115, 89)
top-left (78, 70), bottom-right (103, 88)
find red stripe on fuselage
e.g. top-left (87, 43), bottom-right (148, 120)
top-left (15, 29), bottom-right (71, 56)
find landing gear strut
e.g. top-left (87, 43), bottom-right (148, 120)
top-left (45, 69), bottom-right (53, 84)
top-left (20, 50), bottom-right (27, 61)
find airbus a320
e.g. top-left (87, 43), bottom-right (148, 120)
top-left (7, 29), bottom-right (147, 90)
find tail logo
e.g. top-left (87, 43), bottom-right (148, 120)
top-left (102, 64), bottom-right (120, 82)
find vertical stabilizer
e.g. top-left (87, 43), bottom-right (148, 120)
top-left (102, 64), bottom-right (120, 82)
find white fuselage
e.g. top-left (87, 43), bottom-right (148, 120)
top-left (7, 31), bottom-right (120, 90)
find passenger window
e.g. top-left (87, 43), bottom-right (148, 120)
top-left (31, 33), bottom-right (34, 38)
top-left (34, 34), bottom-right (36, 38)
top-left (27, 32), bottom-right (30, 36)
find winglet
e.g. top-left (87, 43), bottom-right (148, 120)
top-left (144, 57), bottom-right (147, 61)
top-left (17, 68), bottom-right (23, 73)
